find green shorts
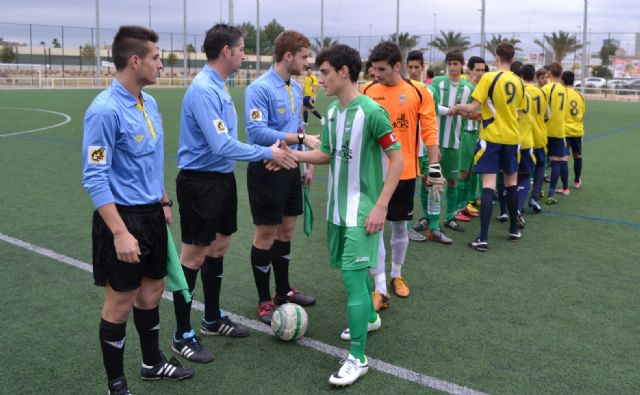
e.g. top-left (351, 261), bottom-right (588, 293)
top-left (327, 222), bottom-right (379, 271)
top-left (440, 147), bottom-right (461, 180)
top-left (459, 130), bottom-right (478, 172)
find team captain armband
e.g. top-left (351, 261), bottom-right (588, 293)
top-left (378, 132), bottom-right (398, 150)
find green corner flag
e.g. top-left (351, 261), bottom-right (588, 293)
top-left (303, 183), bottom-right (314, 237)
top-left (165, 224), bottom-right (191, 303)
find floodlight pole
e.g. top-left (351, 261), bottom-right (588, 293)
top-left (96, 0), bottom-right (101, 87)
top-left (183, 0), bottom-right (187, 86)
top-left (229, 0), bottom-right (234, 25)
top-left (395, 0), bottom-right (400, 45)
top-left (148, 0), bottom-right (152, 28)
top-left (256, 0), bottom-right (261, 75)
top-left (480, 0), bottom-right (486, 59)
top-left (320, 0), bottom-right (324, 48)
top-left (580, 0), bottom-right (588, 93)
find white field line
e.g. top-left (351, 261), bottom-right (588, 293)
top-left (0, 232), bottom-right (487, 395)
top-left (0, 107), bottom-right (72, 137)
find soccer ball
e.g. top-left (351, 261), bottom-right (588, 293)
top-left (271, 303), bottom-right (308, 341)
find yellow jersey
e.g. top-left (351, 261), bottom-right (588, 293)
top-left (472, 70), bottom-right (525, 145)
top-left (519, 89), bottom-right (534, 149)
top-left (542, 82), bottom-right (567, 138)
top-left (525, 83), bottom-right (548, 149)
top-left (361, 79), bottom-right (438, 180)
top-left (565, 87), bottom-right (585, 137)
top-left (303, 74), bottom-right (318, 97)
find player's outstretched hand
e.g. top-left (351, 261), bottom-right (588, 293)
top-left (447, 105), bottom-right (460, 116)
top-left (303, 134), bottom-right (321, 150)
top-left (365, 204), bottom-right (387, 234)
top-left (271, 140), bottom-right (298, 170)
top-left (114, 231), bottom-right (141, 264)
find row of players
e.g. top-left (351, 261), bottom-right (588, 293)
top-left (82, 24), bottom-right (584, 393)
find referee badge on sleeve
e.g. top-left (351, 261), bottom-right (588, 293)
top-left (88, 146), bottom-right (107, 165)
top-left (249, 109), bottom-right (263, 121)
top-left (213, 119), bottom-right (228, 134)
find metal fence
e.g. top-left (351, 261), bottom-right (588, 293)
top-left (2, 22), bottom-right (639, 86)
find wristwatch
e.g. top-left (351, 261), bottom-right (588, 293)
top-left (161, 198), bottom-right (173, 207)
top-left (297, 132), bottom-right (305, 145)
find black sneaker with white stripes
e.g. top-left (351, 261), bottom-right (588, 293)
top-left (509, 231), bottom-right (522, 241)
top-left (108, 376), bottom-right (132, 395)
top-left (172, 330), bottom-right (214, 363)
top-left (140, 353), bottom-right (194, 381)
top-left (469, 237), bottom-right (488, 252)
top-left (200, 314), bottom-right (250, 338)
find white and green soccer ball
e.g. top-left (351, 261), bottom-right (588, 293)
top-left (271, 303), bottom-right (308, 341)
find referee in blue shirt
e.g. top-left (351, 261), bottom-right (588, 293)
top-left (82, 26), bottom-right (193, 395)
top-left (170, 24), bottom-right (297, 363)
top-left (245, 31), bottom-right (321, 324)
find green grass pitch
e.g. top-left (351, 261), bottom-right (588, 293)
top-left (0, 86), bottom-right (639, 394)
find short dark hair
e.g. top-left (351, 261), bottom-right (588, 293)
top-left (365, 59), bottom-right (373, 71)
top-left (484, 64), bottom-right (490, 72)
top-left (496, 42), bottom-right (515, 63)
top-left (536, 68), bottom-right (548, 79)
top-left (522, 64), bottom-right (536, 81)
top-left (274, 31), bottom-right (311, 63)
top-left (203, 24), bottom-right (243, 61)
top-left (445, 50), bottom-right (464, 63)
top-left (305, 66), bottom-right (313, 71)
top-left (316, 44), bottom-right (361, 83)
top-left (467, 56), bottom-right (485, 70)
top-left (510, 61), bottom-right (524, 77)
top-left (369, 41), bottom-right (401, 67)
top-left (426, 69), bottom-right (434, 78)
top-left (112, 25), bottom-right (158, 71)
top-left (561, 71), bottom-right (575, 86)
top-left (407, 50), bottom-right (424, 65)
top-left (549, 62), bottom-right (563, 77)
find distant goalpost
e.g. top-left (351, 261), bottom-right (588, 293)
top-left (0, 63), bottom-right (43, 88)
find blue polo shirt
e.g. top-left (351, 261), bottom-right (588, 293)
top-left (177, 65), bottom-right (272, 173)
top-left (244, 66), bottom-right (304, 147)
top-left (82, 78), bottom-right (164, 209)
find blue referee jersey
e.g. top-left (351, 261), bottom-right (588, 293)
top-left (177, 65), bottom-right (272, 173)
top-left (245, 66), bottom-right (303, 147)
top-left (82, 78), bottom-right (164, 209)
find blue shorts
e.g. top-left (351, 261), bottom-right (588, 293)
top-left (473, 139), bottom-right (520, 175)
top-left (566, 136), bottom-right (582, 155)
top-left (547, 137), bottom-right (567, 157)
top-left (518, 148), bottom-right (536, 174)
top-left (533, 147), bottom-right (546, 168)
top-left (303, 96), bottom-right (316, 109)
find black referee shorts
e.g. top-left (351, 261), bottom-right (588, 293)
top-left (386, 178), bottom-right (416, 221)
top-left (176, 170), bottom-right (238, 246)
top-left (92, 203), bottom-right (167, 292)
top-left (247, 162), bottom-right (302, 225)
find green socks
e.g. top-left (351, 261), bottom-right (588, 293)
top-left (342, 268), bottom-right (376, 363)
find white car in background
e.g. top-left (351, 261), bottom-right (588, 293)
top-left (606, 80), bottom-right (629, 88)
top-left (583, 77), bottom-right (606, 88)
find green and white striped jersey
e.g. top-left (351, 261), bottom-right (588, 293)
top-left (320, 94), bottom-right (399, 227)
top-left (430, 76), bottom-right (475, 148)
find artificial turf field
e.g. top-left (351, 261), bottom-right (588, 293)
top-left (1, 86), bottom-right (639, 394)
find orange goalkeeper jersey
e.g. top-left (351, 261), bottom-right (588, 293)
top-left (360, 79), bottom-right (438, 180)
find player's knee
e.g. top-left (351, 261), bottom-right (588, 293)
top-left (135, 278), bottom-right (164, 309)
top-left (253, 227), bottom-right (277, 249)
top-left (180, 244), bottom-right (207, 269)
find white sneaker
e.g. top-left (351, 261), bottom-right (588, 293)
top-left (320, 117), bottom-right (325, 126)
top-left (407, 227), bottom-right (426, 242)
top-left (328, 354), bottom-right (369, 386)
top-left (340, 314), bottom-right (381, 340)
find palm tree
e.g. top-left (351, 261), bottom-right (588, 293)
top-left (429, 31), bottom-right (477, 55)
top-left (389, 32), bottom-right (420, 52)
top-left (534, 31), bottom-right (583, 63)
top-left (484, 34), bottom-right (522, 58)
top-left (311, 37), bottom-right (339, 54)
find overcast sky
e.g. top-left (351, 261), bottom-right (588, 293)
top-left (2, 0), bottom-right (638, 55)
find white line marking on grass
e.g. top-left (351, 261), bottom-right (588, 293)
top-left (0, 232), bottom-right (487, 395)
top-left (0, 107), bottom-right (72, 137)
